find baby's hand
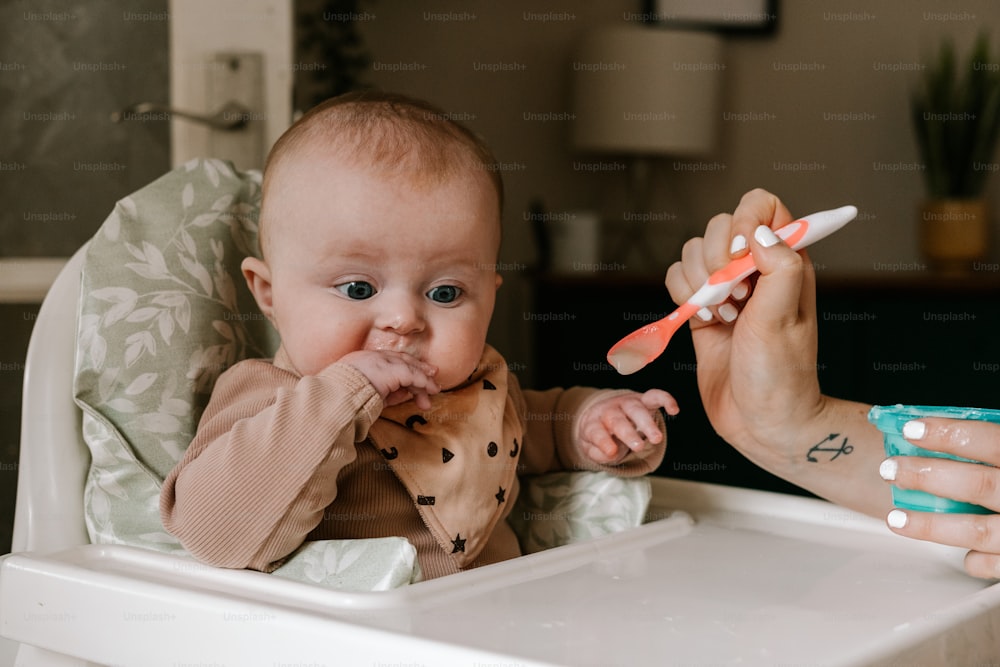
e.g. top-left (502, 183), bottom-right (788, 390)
top-left (339, 350), bottom-right (440, 410)
top-left (577, 389), bottom-right (679, 465)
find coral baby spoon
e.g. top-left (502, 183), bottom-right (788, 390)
top-left (607, 205), bottom-right (858, 375)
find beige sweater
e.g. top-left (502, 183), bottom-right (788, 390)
top-left (160, 345), bottom-right (664, 580)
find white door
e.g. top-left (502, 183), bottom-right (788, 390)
top-left (168, 0), bottom-right (293, 170)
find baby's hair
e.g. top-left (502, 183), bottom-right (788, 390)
top-left (259, 90), bottom-right (504, 258)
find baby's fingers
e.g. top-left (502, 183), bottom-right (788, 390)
top-left (641, 389), bottom-right (680, 416)
top-left (386, 365), bottom-right (439, 406)
top-left (409, 388), bottom-right (435, 411)
top-left (621, 401), bottom-right (664, 446)
top-left (385, 388), bottom-right (426, 410)
top-left (601, 400), bottom-right (661, 449)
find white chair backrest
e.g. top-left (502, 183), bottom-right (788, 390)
top-left (13, 245), bottom-right (90, 553)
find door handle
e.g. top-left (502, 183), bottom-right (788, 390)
top-left (110, 100), bottom-right (251, 131)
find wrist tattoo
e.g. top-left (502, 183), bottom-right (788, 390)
top-left (806, 433), bottom-right (853, 462)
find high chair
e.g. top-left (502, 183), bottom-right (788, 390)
top-left (2, 160), bottom-right (999, 667)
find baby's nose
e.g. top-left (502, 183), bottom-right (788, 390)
top-left (376, 293), bottom-right (425, 334)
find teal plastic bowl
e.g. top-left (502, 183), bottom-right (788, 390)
top-left (868, 404), bottom-right (998, 514)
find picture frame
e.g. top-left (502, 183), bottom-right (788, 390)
top-left (641, 0), bottom-right (779, 34)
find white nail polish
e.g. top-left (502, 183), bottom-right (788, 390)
top-left (731, 281), bottom-right (749, 300)
top-left (730, 234), bottom-right (747, 254)
top-left (887, 509), bottom-right (908, 529)
top-left (754, 225), bottom-right (780, 248)
top-left (696, 307), bottom-right (714, 322)
top-left (878, 458), bottom-right (898, 481)
top-left (718, 303), bottom-right (739, 322)
top-left (903, 420), bottom-right (926, 440)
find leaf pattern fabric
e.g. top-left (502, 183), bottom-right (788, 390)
top-left (72, 158), bottom-right (419, 590)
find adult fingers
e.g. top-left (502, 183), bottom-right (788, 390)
top-left (729, 188), bottom-right (795, 254)
top-left (895, 417), bottom-right (1000, 466)
top-left (703, 212), bottom-right (736, 272)
top-left (964, 550), bottom-right (1000, 580)
top-left (884, 508), bottom-right (1000, 579)
top-left (881, 455), bottom-right (1000, 512)
top-left (741, 226), bottom-right (810, 331)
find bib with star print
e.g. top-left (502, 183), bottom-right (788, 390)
top-left (367, 345), bottom-right (523, 568)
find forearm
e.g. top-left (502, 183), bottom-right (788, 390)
top-left (745, 395), bottom-right (892, 518)
top-left (160, 362), bottom-right (382, 570)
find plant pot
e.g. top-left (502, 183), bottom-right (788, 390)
top-left (919, 198), bottom-right (989, 272)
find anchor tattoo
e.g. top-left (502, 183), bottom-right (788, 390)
top-left (806, 433), bottom-right (853, 462)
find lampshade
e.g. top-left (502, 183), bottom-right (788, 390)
top-left (572, 27), bottom-right (723, 156)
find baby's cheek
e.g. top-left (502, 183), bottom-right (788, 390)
top-left (437, 355), bottom-right (484, 391)
top-left (430, 329), bottom-right (492, 388)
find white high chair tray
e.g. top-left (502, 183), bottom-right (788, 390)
top-left (2, 477), bottom-right (998, 666)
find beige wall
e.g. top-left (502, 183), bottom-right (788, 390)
top-left (359, 0), bottom-right (1000, 380)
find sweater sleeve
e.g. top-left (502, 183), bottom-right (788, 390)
top-left (515, 382), bottom-right (665, 477)
top-left (159, 359), bottom-right (382, 572)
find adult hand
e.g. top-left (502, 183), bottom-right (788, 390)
top-left (663, 188), bottom-right (825, 470)
top-left (879, 417), bottom-right (1000, 579)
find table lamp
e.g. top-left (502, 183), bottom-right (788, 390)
top-left (572, 26), bottom-right (724, 268)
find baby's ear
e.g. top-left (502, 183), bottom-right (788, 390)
top-left (241, 256), bottom-right (275, 322)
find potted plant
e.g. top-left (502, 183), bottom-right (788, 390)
top-left (911, 33), bottom-right (1000, 271)
top-left (294, 0), bottom-right (373, 112)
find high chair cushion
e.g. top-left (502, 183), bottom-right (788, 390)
top-left (73, 158), bottom-right (419, 590)
top-left (71, 158), bottom-right (650, 591)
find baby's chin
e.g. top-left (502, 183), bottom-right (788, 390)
top-left (431, 366), bottom-right (479, 393)
top-left (426, 354), bottom-right (493, 393)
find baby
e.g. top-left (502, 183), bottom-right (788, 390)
top-left (160, 91), bottom-right (678, 580)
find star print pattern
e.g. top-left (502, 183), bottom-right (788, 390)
top-left (367, 345), bottom-right (523, 568)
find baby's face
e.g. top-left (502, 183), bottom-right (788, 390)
top-left (249, 152), bottom-right (502, 390)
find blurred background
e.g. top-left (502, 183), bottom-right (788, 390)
top-left (2, 0), bottom-right (1000, 553)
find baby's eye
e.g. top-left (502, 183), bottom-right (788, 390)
top-left (335, 281), bottom-right (376, 300)
top-left (427, 285), bottom-right (461, 304)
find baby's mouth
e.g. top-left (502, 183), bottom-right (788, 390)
top-left (369, 341), bottom-right (421, 360)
